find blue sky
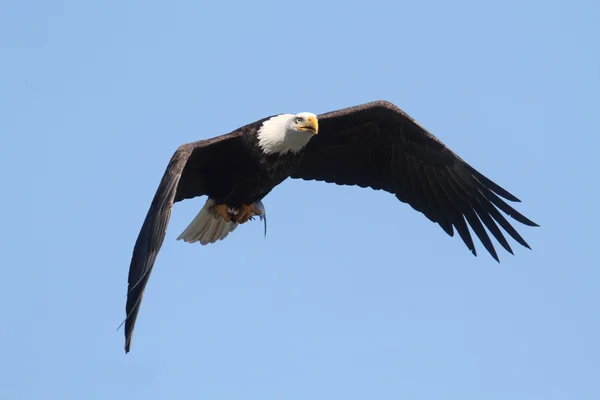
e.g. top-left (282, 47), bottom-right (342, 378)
top-left (1, 0), bottom-right (599, 398)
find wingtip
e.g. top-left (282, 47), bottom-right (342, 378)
top-left (490, 251), bottom-right (500, 263)
top-left (125, 338), bottom-right (132, 354)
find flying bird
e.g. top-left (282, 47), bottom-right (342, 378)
top-left (123, 100), bottom-right (538, 353)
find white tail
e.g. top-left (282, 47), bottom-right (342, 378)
top-left (177, 198), bottom-right (239, 245)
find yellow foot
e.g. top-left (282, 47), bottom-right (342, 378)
top-left (211, 204), bottom-right (232, 223)
top-left (210, 203), bottom-right (263, 224)
top-left (235, 204), bottom-right (263, 224)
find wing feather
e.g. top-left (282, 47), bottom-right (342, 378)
top-left (472, 199), bottom-right (513, 255)
top-left (432, 168), bottom-right (478, 256)
top-left (423, 165), bottom-right (455, 237)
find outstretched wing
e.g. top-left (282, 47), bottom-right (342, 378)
top-left (291, 100), bottom-right (538, 261)
top-left (123, 133), bottom-right (243, 353)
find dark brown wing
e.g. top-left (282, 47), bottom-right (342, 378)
top-left (291, 100), bottom-right (538, 261)
top-left (123, 132), bottom-right (244, 353)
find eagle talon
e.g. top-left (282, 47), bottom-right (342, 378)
top-left (230, 204), bottom-right (262, 224)
top-left (235, 204), bottom-right (252, 224)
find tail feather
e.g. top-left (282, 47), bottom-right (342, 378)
top-left (215, 218), bottom-right (231, 241)
top-left (177, 199), bottom-right (239, 245)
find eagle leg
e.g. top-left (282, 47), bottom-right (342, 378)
top-left (211, 204), bottom-right (233, 223)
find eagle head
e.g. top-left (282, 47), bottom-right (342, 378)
top-left (257, 112), bottom-right (318, 155)
top-left (292, 112), bottom-right (319, 135)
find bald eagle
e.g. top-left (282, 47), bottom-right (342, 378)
top-left (123, 100), bottom-right (538, 353)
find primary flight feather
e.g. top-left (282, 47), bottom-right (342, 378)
top-left (123, 100), bottom-right (538, 353)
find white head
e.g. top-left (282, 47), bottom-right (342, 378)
top-left (256, 112), bottom-right (319, 155)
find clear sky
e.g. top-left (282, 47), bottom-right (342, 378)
top-left (1, 0), bottom-right (599, 399)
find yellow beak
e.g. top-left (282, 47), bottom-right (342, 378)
top-left (298, 115), bottom-right (319, 134)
